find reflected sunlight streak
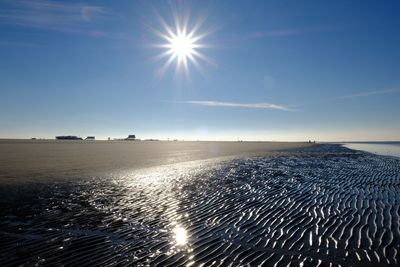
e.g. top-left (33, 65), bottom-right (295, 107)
top-left (173, 226), bottom-right (188, 246)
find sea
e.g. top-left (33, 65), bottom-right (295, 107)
top-left (343, 141), bottom-right (400, 158)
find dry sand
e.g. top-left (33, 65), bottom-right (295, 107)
top-left (0, 139), bottom-right (314, 182)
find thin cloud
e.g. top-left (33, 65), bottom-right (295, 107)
top-left (184, 101), bottom-right (296, 111)
top-left (334, 88), bottom-right (400, 100)
top-left (0, 0), bottom-right (108, 32)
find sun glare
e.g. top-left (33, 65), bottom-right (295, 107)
top-left (152, 13), bottom-right (211, 76)
top-left (169, 33), bottom-right (195, 60)
top-left (173, 226), bottom-right (187, 246)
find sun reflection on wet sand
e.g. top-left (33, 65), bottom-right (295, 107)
top-left (110, 158), bottom-right (226, 261)
top-left (173, 226), bottom-right (187, 246)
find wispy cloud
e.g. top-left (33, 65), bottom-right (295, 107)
top-left (334, 88), bottom-right (400, 100)
top-left (184, 101), bottom-right (295, 111)
top-left (0, 0), bottom-right (108, 34)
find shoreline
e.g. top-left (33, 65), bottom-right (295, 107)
top-left (341, 142), bottom-right (400, 158)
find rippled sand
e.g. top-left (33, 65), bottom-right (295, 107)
top-left (1, 144), bottom-right (400, 266)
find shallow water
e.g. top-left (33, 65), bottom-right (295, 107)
top-left (343, 142), bottom-right (400, 158)
top-left (1, 144), bottom-right (400, 266)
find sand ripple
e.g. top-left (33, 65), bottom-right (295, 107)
top-left (1, 144), bottom-right (399, 266)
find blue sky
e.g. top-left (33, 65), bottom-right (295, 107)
top-left (1, 0), bottom-right (399, 141)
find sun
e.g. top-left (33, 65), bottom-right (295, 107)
top-left (168, 33), bottom-right (196, 60)
top-left (152, 13), bottom-right (211, 76)
top-left (162, 28), bottom-right (200, 70)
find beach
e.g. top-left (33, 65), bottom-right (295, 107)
top-left (0, 140), bottom-right (313, 183)
top-left (1, 142), bottom-right (400, 266)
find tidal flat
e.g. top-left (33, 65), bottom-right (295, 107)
top-left (0, 140), bottom-right (312, 183)
top-left (0, 143), bottom-right (399, 266)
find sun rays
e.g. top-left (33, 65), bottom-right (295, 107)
top-left (151, 12), bottom-right (212, 77)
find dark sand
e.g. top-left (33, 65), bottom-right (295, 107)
top-left (0, 139), bottom-right (313, 183)
top-left (1, 143), bottom-right (400, 266)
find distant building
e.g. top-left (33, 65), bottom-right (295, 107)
top-left (56, 136), bottom-right (83, 140)
top-left (125, 134), bottom-right (136, 141)
top-left (85, 136), bottom-right (95, 140)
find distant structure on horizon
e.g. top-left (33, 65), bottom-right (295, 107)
top-left (125, 134), bottom-right (136, 141)
top-left (56, 136), bottom-right (83, 140)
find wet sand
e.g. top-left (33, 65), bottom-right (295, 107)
top-left (0, 139), bottom-right (313, 183)
top-left (1, 144), bottom-right (400, 266)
